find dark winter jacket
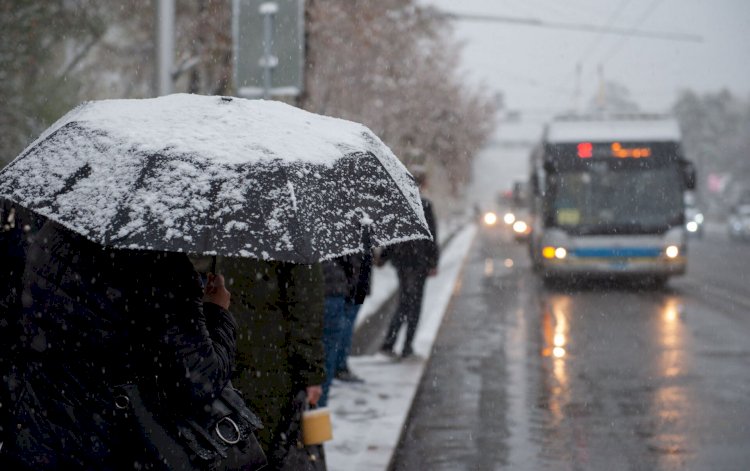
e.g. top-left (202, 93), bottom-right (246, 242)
top-left (0, 202), bottom-right (43, 446)
top-left (322, 253), bottom-right (372, 303)
top-left (382, 197), bottom-right (439, 273)
top-left (322, 258), bottom-right (349, 297)
top-left (218, 257), bottom-right (325, 460)
top-left (5, 221), bottom-right (237, 470)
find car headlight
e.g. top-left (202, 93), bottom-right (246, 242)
top-left (686, 221), bottom-right (698, 232)
top-left (503, 212), bottom-right (516, 225)
top-left (513, 220), bottom-right (528, 234)
top-left (483, 212), bottom-right (498, 226)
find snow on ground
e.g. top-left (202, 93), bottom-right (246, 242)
top-left (324, 224), bottom-right (477, 471)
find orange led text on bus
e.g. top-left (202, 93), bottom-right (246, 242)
top-left (611, 142), bottom-right (651, 159)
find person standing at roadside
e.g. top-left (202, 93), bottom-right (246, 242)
top-left (320, 251), bottom-right (372, 406)
top-left (336, 251), bottom-right (371, 382)
top-left (3, 220), bottom-right (238, 470)
top-left (218, 257), bottom-right (326, 469)
top-left (379, 170), bottom-right (439, 359)
top-left (0, 202), bottom-right (42, 454)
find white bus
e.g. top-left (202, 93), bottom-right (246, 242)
top-left (528, 114), bottom-right (696, 284)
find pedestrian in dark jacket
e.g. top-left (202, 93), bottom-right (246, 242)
top-left (3, 221), bottom-right (236, 470)
top-left (380, 172), bottom-right (439, 358)
top-left (336, 252), bottom-right (371, 378)
top-left (218, 257), bottom-right (326, 469)
top-left (0, 202), bottom-right (42, 450)
top-left (320, 252), bottom-right (372, 406)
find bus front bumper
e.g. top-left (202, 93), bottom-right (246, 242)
top-left (541, 256), bottom-right (687, 277)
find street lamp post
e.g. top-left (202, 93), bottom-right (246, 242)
top-left (259, 2), bottom-right (279, 99)
top-left (155, 0), bottom-right (175, 96)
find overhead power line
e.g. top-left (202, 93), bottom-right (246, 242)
top-left (438, 10), bottom-right (703, 43)
top-left (601, 0), bottom-right (667, 63)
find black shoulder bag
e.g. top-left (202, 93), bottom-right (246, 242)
top-left (113, 382), bottom-right (267, 471)
top-left (278, 390), bottom-right (326, 471)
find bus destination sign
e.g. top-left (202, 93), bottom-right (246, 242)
top-left (577, 142), bottom-right (652, 159)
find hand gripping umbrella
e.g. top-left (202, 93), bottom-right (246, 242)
top-left (0, 94), bottom-right (431, 263)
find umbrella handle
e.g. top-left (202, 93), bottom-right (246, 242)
top-left (210, 255), bottom-right (217, 274)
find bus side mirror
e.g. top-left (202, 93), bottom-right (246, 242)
top-left (682, 160), bottom-right (696, 190)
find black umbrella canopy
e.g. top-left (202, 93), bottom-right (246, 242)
top-left (0, 94), bottom-right (431, 263)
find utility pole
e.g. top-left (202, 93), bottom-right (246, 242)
top-left (155, 0), bottom-right (175, 96)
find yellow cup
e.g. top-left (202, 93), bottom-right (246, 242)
top-left (302, 407), bottom-right (333, 445)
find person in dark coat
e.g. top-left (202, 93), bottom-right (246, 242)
top-left (320, 251), bottom-right (372, 406)
top-left (380, 172), bottom-right (439, 358)
top-left (218, 257), bottom-right (326, 469)
top-left (2, 220), bottom-right (237, 470)
top-left (0, 202), bottom-right (41, 452)
top-left (336, 252), bottom-right (371, 380)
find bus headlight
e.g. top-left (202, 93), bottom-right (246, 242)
top-left (503, 212), bottom-right (516, 224)
top-left (665, 245), bottom-right (680, 258)
top-left (483, 211), bottom-right (498, 226)
top-left (542, 246), bottom-right (567, 259)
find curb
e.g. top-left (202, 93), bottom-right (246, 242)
top-left (325, 224), bottom-right (478, 471)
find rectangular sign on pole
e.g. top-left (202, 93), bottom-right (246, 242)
top-left (233, 0), bottom-right (305, 98)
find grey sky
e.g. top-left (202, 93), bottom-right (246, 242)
top-left (422, 0), bottom-right (750, 123)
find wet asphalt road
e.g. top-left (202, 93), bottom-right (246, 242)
top-left (391, 225), bottom-right (750, 471)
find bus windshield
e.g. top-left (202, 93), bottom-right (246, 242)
top-left (548, 166), bottom-right (683, 235)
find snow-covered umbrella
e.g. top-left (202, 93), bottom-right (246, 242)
top-left (0, 94), bottom-right (430, 263)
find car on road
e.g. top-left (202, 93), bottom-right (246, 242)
top-left (728, 204), bottom-right (750, 241)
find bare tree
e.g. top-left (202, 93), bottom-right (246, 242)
top-left (673, 89), bottom-right (750, 210)
top-left (0, 0), bottom-right (109, 165)
top-left (304, 0), bottom-right (496, 195)
top-left (3, 0), bottom-right (496, 200)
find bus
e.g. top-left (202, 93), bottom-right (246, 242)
top-left (528, 114), bottom-right (696, 284)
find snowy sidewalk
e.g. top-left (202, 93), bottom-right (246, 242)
top-left (324, 224), bottom-right (477, 471)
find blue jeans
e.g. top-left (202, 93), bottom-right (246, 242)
top-left (320, 296), bottom-right (346, 407)
top-left (320, 297), bottom-right (363, 406)
top-left (336, 301), bottom-right (362, 373)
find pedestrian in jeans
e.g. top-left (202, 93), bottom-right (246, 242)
top-left (320, 252), bottom-right (371, 406)
top-left (379, 171), bottom-right (439, 359)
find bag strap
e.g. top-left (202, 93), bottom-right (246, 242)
top-left (114, 383), bottom-right (193, 470)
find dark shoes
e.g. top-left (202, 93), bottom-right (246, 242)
top-left (380, 346), bottom-right (420, 360)
top-left (335, 369), bottom-right (365, 383)
top-left (379, 347), bottom-right (399, 359)
top-left (400, 350), bottom-right (422, 361)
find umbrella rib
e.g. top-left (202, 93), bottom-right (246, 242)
top-left (51, 163), bottom-right (92, 199)
top-left (353, 151), bottom-right (432, 243)
top-left (102, 152), bottom-right (159, 247)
